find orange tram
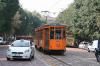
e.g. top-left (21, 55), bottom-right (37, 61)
top-left (35, 24), bottom-right (66, 54)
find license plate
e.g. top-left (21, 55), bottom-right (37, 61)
top-left (13, 54), bottom-right (20, 56)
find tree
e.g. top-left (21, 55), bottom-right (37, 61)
top-left (0, 0), bottom-right (6, 32)
top-left (15, 8), bottom-right (45, 35)
top-left (56, 0), bottom-right (100, 40)
top-left (0, 0), bottom-right (19, 36)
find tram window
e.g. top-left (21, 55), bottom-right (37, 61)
top-left (55, 29), bottom-right (61, 39)
top-left (50, 31), bottom-right (54, 39)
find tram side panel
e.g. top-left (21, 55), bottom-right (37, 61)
top-left (41, 30), bottom-right (45, 49)
top-left (35, 31), bottom-right (43, 49)
top-left (35, 31), bottom-right (39, 49)
top-left (43, 28), bottom-right (49, 50)
top-left (36, 29), bottom-right (49, 50)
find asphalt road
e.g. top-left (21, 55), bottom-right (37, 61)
top-left (0, 45), bottom-right (100, 66)
top-left (36, 48), bottom-right (100, 66)
top-left (0, 45), bottom-right (47, 66)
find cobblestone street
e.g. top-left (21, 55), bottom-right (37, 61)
top-left (0, 45), bottom-right (100, 66)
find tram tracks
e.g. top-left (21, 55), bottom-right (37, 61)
top-left (49, 55), bottom-right (72, 66)
top-left (36, 48), bottom-right (100, 66)
top-left (36, 49), bottom-right (72, 66)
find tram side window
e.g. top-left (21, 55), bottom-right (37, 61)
top-left (56, 30), bottom-right (61, 39)
top-left (50, 30), bottom-right (54, 39)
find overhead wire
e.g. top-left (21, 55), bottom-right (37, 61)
top-left (48, 0), bottom-right (65, 16)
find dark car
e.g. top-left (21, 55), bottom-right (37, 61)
top-left (95, 40), bottom-right (100, 62)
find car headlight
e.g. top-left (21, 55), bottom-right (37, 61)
top-left (24, 49), bottom-right (30, 53)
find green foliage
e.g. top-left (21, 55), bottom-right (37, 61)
top-left (0, 0), bottom-right (19, 35)
top-left (57, 0), bottom-right (100, 40)
top-left (15, 8), bottom-right (45, 35)
top-left (0, 0), bottom-right (45, 37)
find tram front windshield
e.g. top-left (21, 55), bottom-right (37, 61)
top-left (50, 28), bottom-right (62, 39)
top-left (55, 29), bottom-right (61, 39)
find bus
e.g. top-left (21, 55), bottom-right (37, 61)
top-left (35, 24), bottom-right (66, 54)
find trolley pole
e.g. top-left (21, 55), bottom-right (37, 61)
top-left (41, 11), bottom-right (50, 23)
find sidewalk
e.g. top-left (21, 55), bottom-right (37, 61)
top-left (0, 45), bottom-right (8, 48)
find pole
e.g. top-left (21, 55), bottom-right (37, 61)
top-left (41, 11), bottom-right (50, 22)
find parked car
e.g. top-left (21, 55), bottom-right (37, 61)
top-left (0, 37), bottom-right (4, 44)
top-left (88, 40), bottom-right (98, 52)
top-left (6, 39), bottom-right (35, 60)
top-left (95, 48), bottom-right (100, 62)
top-left (79, 43), bottom-right (85, 49)
top-left (94, 40), bottom-right (100, 62)
top-left (79, 41), bottom-right (90, 49)
top-left (0, 37), bottom-right (7, 45)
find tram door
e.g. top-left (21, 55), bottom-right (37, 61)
top-left (45, 28), bottom-right (49, 50)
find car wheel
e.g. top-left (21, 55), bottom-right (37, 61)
top-left (88, 48), bottom-right (90, 52)
top-left (7, 57), bottom-right (10, 60)
top-left (97, 55), bottom-right (100, 62)
top-left (28, 55), bottom-right (32, 61)
top-left (32, 54), bottom-right (34, 59)
top-left (29, 57), bottom-right (32, 61)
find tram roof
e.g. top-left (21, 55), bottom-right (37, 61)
top-left (48, 23), bottom-right (65, 26)
top-left (35, 23), bottom-right (66, 31)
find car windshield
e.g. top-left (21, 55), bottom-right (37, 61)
top-left (11, 40), bottom-right (30, 47)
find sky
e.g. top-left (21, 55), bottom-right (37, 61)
top-left (19, 0), bottom-right (74, 17)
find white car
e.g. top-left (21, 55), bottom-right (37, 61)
top-left (88, 40), bottom-right (98, 52)
top-left (6, 39), bottom-right (35, 60)
top-left (0, 37), bottom-right (4, 44)
top-left (79, 44), bottom-right (85, 49)
top-left (79, 41), bottom-right (89, 49)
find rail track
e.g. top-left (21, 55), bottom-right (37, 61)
top-left (36, 48), bottom-right (100, 66)
top-left (49, 55), bottom-right (72, 66)
top-left (36, 48), bottom-right (72, 66)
